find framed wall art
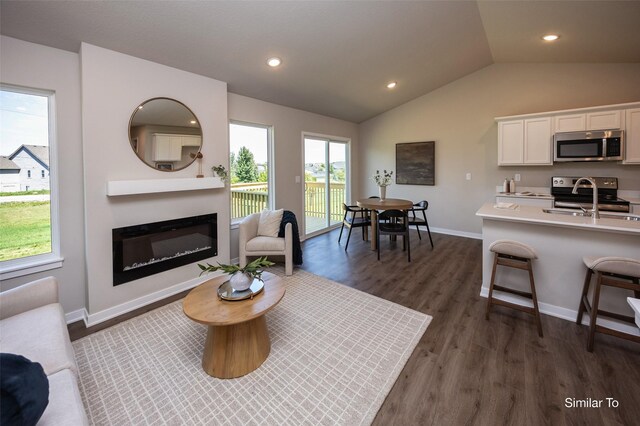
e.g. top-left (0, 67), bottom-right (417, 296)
top-left (396, 141), bottom-right (435, 185)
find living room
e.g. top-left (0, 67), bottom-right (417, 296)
top-left (1, 1), bottom-right (640, 425)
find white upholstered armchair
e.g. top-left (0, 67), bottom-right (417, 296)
top-left (239, 211), bottom-right (293, 275)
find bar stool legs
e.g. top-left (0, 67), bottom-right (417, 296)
top-left (576, 256), bottom-right (640, 352)
top-left (485, 240), bottom-right (543, 338)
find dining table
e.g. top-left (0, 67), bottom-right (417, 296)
top-left (356, 197), bottom-right (414, 250)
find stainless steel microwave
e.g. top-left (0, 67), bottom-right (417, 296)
top-left (554, 130), bottom-right (624, 162)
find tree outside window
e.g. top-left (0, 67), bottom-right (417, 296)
top-left (229, 122), bottom-right (272, 220)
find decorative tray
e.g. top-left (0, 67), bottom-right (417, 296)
top-left (217, 279), bottom-right (265, 301)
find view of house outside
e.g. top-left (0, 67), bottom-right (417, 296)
top-left (0, 89), bottom-right (52, 261)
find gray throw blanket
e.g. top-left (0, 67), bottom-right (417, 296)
top-left (278, 210), bottom-right (303, 265)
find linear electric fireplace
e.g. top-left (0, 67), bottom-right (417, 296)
top-left (112, 213), bottom-right (217, 286)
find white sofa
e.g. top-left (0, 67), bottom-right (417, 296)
top-left (0, 277), bottom-right (88, 425)
top-left (239, 212), bottom-right (293, 275)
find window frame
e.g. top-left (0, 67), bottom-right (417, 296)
top-left (229, 120), bottom-right (274, 226)
top-left (0, 84), bottom-right (63, 280)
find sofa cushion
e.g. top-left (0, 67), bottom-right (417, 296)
top-left (39, 369), bottom-right (88, 426)
top-left (257, 209), bottom-right (283, 237)
top-left (0, 304), bottom-right (77, 376)
top-left (246, 236), bottom-right (286, 252)
top-left (0, 353), bottom-right (49, 426)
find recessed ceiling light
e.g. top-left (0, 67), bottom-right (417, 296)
top-left (542, 34), bottom-right (559, 42)
top-left (267, 57), bottom-right (282, 67)
top-left (190, 120), bottom-right (197, 124)
top-left (386, 81), bottom-right (397, 89)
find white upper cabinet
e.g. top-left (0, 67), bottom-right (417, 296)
top-left (624, 108), bottom-right (640, 164)
top-left (498, 117), bottom-right (551, 166)
top-left (153, 134), bottom-right (182, 161)
top-left (498, 120), bottom-right (524, 165)
top-left (152, 134), bottom-right (202, 162)
top-left (497, 101), bottom-right (638, 167)
top-left (554, 110), bottom-right (622, 133)
top-left (524, 117), bottom-right (552, 165)
top-left (587, 110), bottom-right (622, 130)
top-left (554, 114), bottom-right (586, 133)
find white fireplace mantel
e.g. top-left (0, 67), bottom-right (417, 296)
top-left (107, 177), bottom-right (224, 196)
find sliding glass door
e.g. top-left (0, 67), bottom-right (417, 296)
top-left (303, 136), bottom-right (349, 236)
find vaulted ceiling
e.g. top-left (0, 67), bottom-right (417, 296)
top-left (2, 1), bottom-right (639, 123)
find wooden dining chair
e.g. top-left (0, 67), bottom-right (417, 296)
top-left (376, 209), bottom-right (410, 262)
top-left (409, 200), bottom-right (434, 248)
top-left (338, 203), bottom-right (371, 251)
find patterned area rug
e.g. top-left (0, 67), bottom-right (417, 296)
top-left (73, 269), bottom-right (432, 425)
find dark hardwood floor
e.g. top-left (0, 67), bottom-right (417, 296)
top-left (302, 228), bottom-right (640, 426)
top-left (69, 227), bottom-right (640, 425)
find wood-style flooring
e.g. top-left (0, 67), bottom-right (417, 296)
top-left (69, 228), bottom-right (640, 425)
top-left (302, 228), bottom-right (640, 426)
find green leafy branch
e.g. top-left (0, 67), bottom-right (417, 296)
top-left (211, 164), bottom-right (228, 183)
top-left (198, 256), bottom-right (275, 281)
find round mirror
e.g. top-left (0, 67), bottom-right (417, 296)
top-left (128, 98), bottom-right (202, 171)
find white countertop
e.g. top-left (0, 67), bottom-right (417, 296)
top-left (476, 202), bottom-right (640, 235)
top-left (629, 298), bottom-right (640, 329)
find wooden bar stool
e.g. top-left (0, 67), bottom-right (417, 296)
top-left (485, 239), bottom-right (543, 337)
top-left (575, 256), bottom-right (640, 352)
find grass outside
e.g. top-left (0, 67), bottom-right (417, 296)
top-left (0, 201), bottom-right (51, 261)
top-left (0, 189), bottom-right (50, 197)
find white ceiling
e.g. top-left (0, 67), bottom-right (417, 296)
top-left (1, 1), bottom-right (639, 123)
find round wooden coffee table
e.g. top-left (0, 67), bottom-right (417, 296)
top-left (183, 271), bottom-right (285, 378)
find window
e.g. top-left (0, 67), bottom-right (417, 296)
top-left (229, 122), bottom-right (273, 221)
top-left (41, 170), bottom-right (45, 178)
top-left (303, 136), bottom-right (350, 236)
top-left (0, 85), bottom-right (60, 278)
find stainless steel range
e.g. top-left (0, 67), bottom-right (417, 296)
top-left (551, 176), bottom-right (630, 213)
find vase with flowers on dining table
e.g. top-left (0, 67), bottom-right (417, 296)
top-left (373, 169), bottom-right (393, 201)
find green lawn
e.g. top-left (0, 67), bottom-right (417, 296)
top-left (0, 189), bottom-right (50, 197)
top-left (0, 201), bottom-right (51, 261)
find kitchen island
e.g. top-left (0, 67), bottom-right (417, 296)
top-left (476, 202), bottom-right (640, 334)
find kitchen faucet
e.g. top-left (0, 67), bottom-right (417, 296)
top-left (572, 177), bottom-right (599, 219)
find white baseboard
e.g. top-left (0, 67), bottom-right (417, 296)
top-left (83, 273), bottom-right (223, 327)
top-left (479, 287), bottom-right (640, 336)
top-left (65, 308), bottom-right (87, 324)
top-left (429, 226), bottom-right (482, 240)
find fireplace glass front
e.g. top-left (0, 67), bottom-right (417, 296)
top-left (112, 213), bottom-right (217, 286)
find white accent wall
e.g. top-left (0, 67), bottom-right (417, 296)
top-left (80, 43), bottom-right (230, 318)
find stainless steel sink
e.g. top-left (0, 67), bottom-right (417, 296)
top-left (543, 209), bottom-right (640, 221)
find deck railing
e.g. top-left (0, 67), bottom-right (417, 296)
top-left (231, 183), bottom-right (268, 220)
top-left (230, 181), bottom-right (346, 223)
top-left (304, 181), bottom-right (345, 223)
